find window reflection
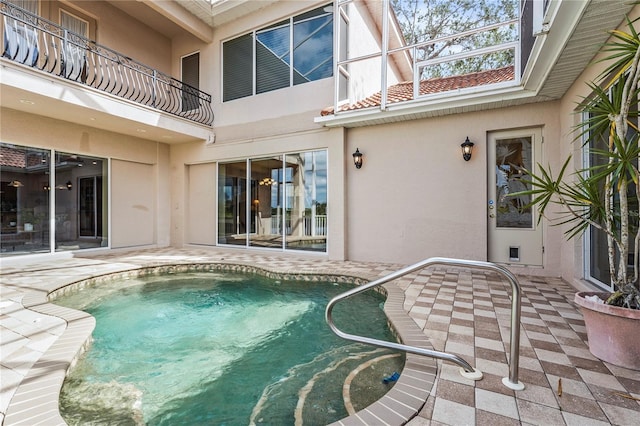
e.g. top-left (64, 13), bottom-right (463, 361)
top-left (54, 152), bottom-right (107, 252)
top-left (218, 150), bottom-right (327, 252)
top-left (293, 9), bottom-right (333, 84)
top-left (0, 143), bottom-right (108, 257)
top-left (218, 161), bottom-right (248, 246)
top-left (223, 4), bottom-right (333, 101)
top-left (285, 151), bottom-right (327, 252)
top-left (0, 144), bottom-right (50, 255)
top-left (495, 137), bottom-right (532, 229)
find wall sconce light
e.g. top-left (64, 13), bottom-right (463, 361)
top-left (66, 180), bottom-right (73, 190)
top-left (8, 180), bottom-right (23, 187)
top-left (352, 148), bottom-right (363, 169)
top-left (461, 137), bottom-right (474, 161)
top-left (43, 184), bottom-right (51, 191)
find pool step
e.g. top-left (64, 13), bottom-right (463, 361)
top-left (249, 345), bottom-right (397, 425)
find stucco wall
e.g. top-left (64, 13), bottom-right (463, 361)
top-left (186, 162), bottom-right (217, 246)
top-left (111, 160), bottom-right (155, 248)
top-left (344, 101), bottom-right (563, 270)
top-left (198, 0), bottom-right (333, 139)
top-left (554, 5), bottom-right (640, 287)
top-left (0, 108), bottom-right (170, 249)
top-left (170, 127), bottom-right (346, 259)
top-left (37, 0), bottom-right (173, 74)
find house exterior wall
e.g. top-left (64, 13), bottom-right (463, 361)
top-left (169, 127), bottom-right (346, 259)
top-left (61, 0), bottom-right (173, 74)
top-left (194, 0), bottom-right (334, 139)
top-left (4, 0), bottom-right (636, 286)
top-left (0, 108), bottom-right (171, 249)
top-left (344, 101), bottom-right (563, 271)
top-left (555, 5), bottom-right (640, 287)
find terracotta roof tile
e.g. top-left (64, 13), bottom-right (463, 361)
top-left (0, 146), bottom-right (26, 168)
top-left (321, 65), bottom-right (515, 116)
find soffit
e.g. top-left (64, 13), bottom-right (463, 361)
top-left (175, 0), bottom-right (279, 27)
top-left (0, 63), bottom-right (212, 144)
top-left (105, 0), bottom-right (185, 38)
top-left (536, 0), bottom-right (635, 100)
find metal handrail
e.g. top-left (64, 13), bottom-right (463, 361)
top-left (325, 257), bottom-right (524, 389)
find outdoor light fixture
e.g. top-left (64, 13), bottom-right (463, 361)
top-left (461, 137), bottom-right (474, 161)
top-left (8, 180), bottom-right (23, 187)
top-left (66, 180), bottom-right (73, 190)
top-left (352, 148), bottom-right (363, 169)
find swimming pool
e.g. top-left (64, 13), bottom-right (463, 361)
top-left (56, 271), bottom-right (402, 425)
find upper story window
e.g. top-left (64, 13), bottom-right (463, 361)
top-left (223, 4), bottom-right (333, 102)
top-left (3, 0), bottom-right (39, 65)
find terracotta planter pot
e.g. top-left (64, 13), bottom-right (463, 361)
top-left (574, 291), bottom-right (640, 370)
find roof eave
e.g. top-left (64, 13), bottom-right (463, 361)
top-left (314, 84), bottom-right (538, 128)
top-left (520, 0), bottom-right (590, 93)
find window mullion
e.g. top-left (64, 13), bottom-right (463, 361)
top-left (289, 16), bottom-right (294, 87)
top-left (252, 30), bottom-right (257, 96)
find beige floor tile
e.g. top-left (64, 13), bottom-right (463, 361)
top-left (517, 382), bottom-right (559, 408)
top-left (431, 397), bottom-right (475, 425)
top-left (561, 411), bottom-right (611, 426)
top-left (516, 399), bottom-right (565, 425)
top-left (578, 369), bottom-right (626, 392)
top-left (475, 388), bottom-right (519, 419)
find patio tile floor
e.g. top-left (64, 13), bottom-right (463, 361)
top-left (1, 247), bottom-right (639, 425)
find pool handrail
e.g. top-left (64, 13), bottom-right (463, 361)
top-left (325, 257), bottom-right (525, 390)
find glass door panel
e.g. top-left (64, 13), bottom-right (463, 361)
top-left (249, 156), bottom-right (283, 249)
top-left (495, 137), bottom-right (533, 229)
top-left (0, 144), bottom-right (50, 255)
top-left (218, 161), bottom-right (248, 246)
top-left (55, 153), bottom-right (106, 251)
top-left (284, 150), bottom-right (327, 252)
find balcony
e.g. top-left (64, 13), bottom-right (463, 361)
top-left (1, 0), bottom-right (213, 127)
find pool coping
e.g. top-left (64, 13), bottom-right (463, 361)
top-left (3, 259), bottom-right (437, 425)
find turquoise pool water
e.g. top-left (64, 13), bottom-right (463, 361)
top-left (57, 271), bottom-right (400, 425)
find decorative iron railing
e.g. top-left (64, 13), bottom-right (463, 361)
top-left (1, 0), bottom-right (213, 126)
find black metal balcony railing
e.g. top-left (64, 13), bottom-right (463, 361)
top-left (1, 0), bottom-right (213, 126)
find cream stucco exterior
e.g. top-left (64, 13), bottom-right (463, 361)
top-left (1, 0), bottom-right (637, 292)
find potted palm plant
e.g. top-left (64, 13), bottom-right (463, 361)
top-left (517, 16), bottom-right (640, 369)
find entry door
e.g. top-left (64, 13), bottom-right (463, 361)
top-left (488, 128), bottom-right (543, 266)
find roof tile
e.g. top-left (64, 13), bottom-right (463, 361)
top-left (321, 66), bottom-right (515, 116)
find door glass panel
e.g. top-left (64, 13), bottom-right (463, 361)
top-left (249, 156), bottom-right (283, 249)
top-left (55, 153), bottom-right (106, 251)
top-left (495, 137), bottom-right (533, 229)
top-left (284, 150), bottom-right (327, 252)
top-left (218, 161), bottom-right (248, 246)
top-left (0, 143), bottom-right (50, 256)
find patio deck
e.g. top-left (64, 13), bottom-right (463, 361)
top-left (1, 248), bottom-right (639, 425)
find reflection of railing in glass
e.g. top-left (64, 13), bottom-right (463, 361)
top-left (269, 215), bottom-right (327, 236)
top-left (303, 215), bottom-right (327, 236)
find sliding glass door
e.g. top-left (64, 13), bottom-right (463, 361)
top-left (218, 161), bottom-right (248, 246)
top-left (217, 150), bottom-right (327, 253)
top-left (249, 156), bottom-right (283, 249)
top-left (284, 151), bottom-right (327, 252)
top-left (0, 143), bottom-right (108, 257)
